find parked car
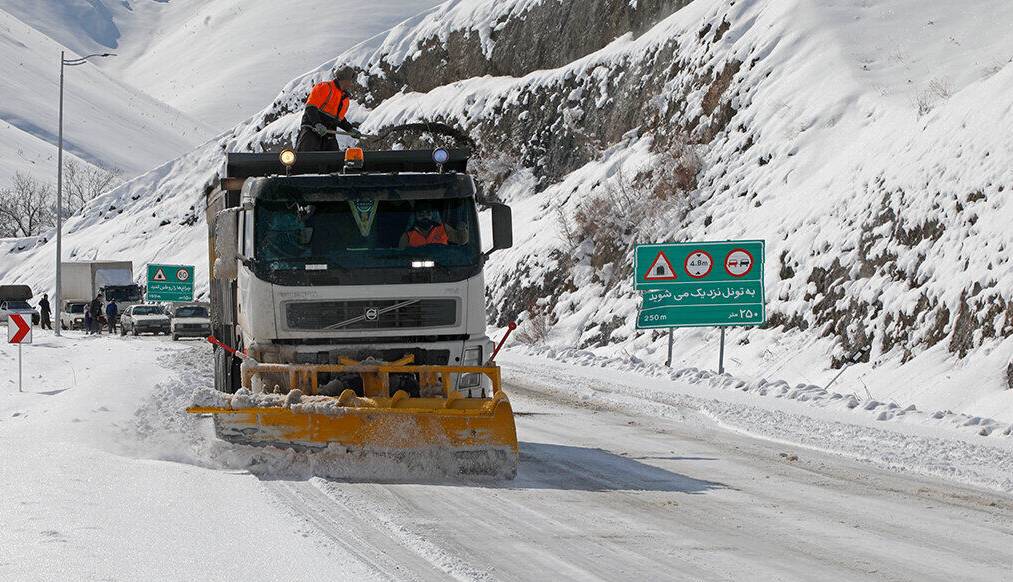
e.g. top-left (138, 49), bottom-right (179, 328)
top-left (120, 304), bottom-right (170, 336)
top-left (169, 303), bottom-right (211, 341)
top-left (60, 302), bottom-right (88, 330)
top-left (0, 285), bottom-right (39, 325)
top-left (0, 299), bottom-right (40, 326)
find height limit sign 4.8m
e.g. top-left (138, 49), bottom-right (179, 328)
top-left (634, 240), bottom-right (766, 329)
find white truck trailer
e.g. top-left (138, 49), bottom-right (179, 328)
top-left (60, 261), bottom-right (143, 324)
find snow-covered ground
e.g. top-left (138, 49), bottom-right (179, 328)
top-left (1, 331), bottom-right (1011, 580)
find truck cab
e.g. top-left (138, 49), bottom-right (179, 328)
top-left (208, 148), bottom-right (512, 396)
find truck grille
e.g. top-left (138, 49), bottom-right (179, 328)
top-left (286, 299), bottom-right (458, 331)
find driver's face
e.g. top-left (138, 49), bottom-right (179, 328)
top-left (338, 79), bottom-right (355, 92)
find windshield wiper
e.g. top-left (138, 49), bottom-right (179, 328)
top-left (324, 299), bottom-right (421, 330)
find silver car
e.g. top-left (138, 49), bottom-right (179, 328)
top-left (169, 304), bottom-right (211, 341)
top-left (120, 304), bottom-right (170, 336)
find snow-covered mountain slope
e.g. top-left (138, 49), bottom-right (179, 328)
top-left (0, 0), bottom-right (445, 131)
top-left (0, 8), bottom-right (213, 184)
top-left (2, 0), bottom-right (1011, 419)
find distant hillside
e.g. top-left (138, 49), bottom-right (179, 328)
top-left (0, 0), bottom-right (444, 130)
top-left (0, 7), bottom-right (213, 184)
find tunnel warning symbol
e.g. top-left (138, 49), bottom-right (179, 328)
top-left (643, 252), bottom-right (678, 281)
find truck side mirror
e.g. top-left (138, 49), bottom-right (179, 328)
top-left (214, 208), bottom-right (241, 281)
top-left (488, 203), bottom-right (513, 254)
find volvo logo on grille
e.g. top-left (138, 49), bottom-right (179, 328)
top-left (364, 308), bottom-right (379, 321)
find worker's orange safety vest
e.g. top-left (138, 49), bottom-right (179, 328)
top-left (407, 224), bottom-right (449, 247)
top-left (307, 81), bottom-right (350, 120)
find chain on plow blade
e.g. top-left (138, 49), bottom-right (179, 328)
top-left (187, 354), bottom-right (519, 478)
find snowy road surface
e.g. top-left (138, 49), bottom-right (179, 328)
top-left (1, 335), bottom-right (1011, 581)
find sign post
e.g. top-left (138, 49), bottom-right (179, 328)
top-left (146, 264), bottom-right (195, 303)
top-left (634, 240), bottom-right (765, 373)
top-left (7, 314), bottom-right (32, 392)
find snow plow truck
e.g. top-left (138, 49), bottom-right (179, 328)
top-left (188, 146), bottom-right (519, 478)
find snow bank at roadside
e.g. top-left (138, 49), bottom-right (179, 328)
top-left (509, 344), bottom-right (1013, 440)
top-left (498, 347), bottom-right (1013, 493)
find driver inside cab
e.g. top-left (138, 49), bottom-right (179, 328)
top-left (399, 203), bottom-right (468, 248)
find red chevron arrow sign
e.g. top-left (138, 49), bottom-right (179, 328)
top-left (7, 314), bottom-right (32, 344)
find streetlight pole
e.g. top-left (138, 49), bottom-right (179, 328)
top-left (54, 51), bottom-right (115, 337)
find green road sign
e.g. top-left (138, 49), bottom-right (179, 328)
top-left (146, 264), bottom-right (195, 302)
top-left (634, 240), bottom-right (765, 329)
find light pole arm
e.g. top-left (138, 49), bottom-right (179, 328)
top-left (53, 50), bottom-right (114, 338)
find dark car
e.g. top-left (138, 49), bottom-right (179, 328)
top-left (120, 304), bottom-right (170, 336)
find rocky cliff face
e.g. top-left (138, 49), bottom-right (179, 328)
top-left (241, 0), bottom-right (1013, 379)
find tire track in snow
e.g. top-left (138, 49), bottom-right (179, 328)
top-left (266, 480), bottom-right (493, 582)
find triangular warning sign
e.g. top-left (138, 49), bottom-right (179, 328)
top-left (153, 268), bottom-right (167, 281)
top-left (644, 252), bottom-right (678, 281)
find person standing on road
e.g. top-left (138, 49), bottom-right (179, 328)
top-left (89, 294), bottom-right (103, 335)
top-left (105, 299), bottom-right (118, 334)
top-left (38, 293), bottom-right (52, 330)
top-left (295, 67), bottom-right (362, 152)
top-left (84, 308), bottom-right (93, 335)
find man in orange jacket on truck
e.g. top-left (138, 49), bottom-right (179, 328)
top-left (296, 67), bottom-right (362, 151)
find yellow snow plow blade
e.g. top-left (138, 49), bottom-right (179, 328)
top-left (187, 359), bottom-right (519, 478)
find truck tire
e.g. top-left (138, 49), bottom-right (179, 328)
top-left (172, 334), bottom-right (179, 341)
top-left (213, 345), bottom-right (243, 394)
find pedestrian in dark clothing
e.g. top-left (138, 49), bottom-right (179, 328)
top-left (105, 300), bottom-right (118, 334)
top-left (295, 67), bottom-right (362, 152)
top-left (84, 309), bottom-right (93, 335)
top-left (90, 294), bottom-right (103, 335)
top-left (38, 294), bottom-right (52, 330)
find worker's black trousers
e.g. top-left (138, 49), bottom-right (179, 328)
top-left (296, 127), bottom-right (339, 152)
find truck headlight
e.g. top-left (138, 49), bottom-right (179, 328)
top-left (462, 346), bottom-right (482, 366)
top-left (460, 346), bottom-right (483, 388)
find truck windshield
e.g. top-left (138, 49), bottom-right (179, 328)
top-left (69, 303), bottom-right (85, 314)
top-left (104, 285), bottom-right (142, 302)
top-left (175, 306), bottom-right (208, 318)
top-left (255, 198), bottom-right (480, 270)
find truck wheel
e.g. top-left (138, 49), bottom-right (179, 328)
top-left (172, 334), bottom-right (179, 341)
